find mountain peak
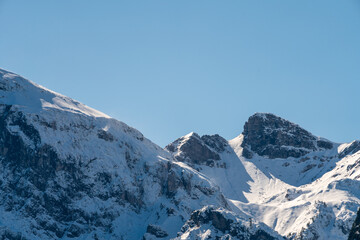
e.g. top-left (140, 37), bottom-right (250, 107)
top-left (165, 133), bottom-right (228, 166)
top-left (0, 68), bottom-right (110, 118)
top-left (241, 113), bottom-right (333, 159)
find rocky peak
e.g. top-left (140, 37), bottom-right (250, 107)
top-left (165, 133), bottom-right (228, 166)
top-left (241, 113), bottom-right (333, 159)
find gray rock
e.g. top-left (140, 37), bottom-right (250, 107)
top-left (348, 208), bottom-right (360, 240)
top-left (339, 141), bottom-right (360, 158)
top-left (201, 134), bottom-right (228, 152)
top-left (165, 133), bottom-right (225, 166)
top-left (145, 224), bottom-right (168, 238)
top-left (97, 129), bottom-right (115, 142)
top-left (177, 206), bottom-right (278, 240)
top-left (241, 113), bottom-right (333, 159)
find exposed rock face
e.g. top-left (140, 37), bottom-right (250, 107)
top-left (339, 141), bottom-right (360, 158)
top-left (349, 209), bottom-right (360, 240)
top-left (97, 129), bottom-right (115, 142)
top-left (201, 134), bottom-right (228, 152)
top-left (176, 206), bottom-right (278, 240)
top-left (0, 106), bottom-right (93, 238)
top-left (241, 113), bottom-right (333, 159)
top-left (165, 133), bottom-right (228, 166)
top-left (145, 224), bottom-right (168, 238)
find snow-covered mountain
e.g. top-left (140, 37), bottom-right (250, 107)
top-left (1, 68), bottom-right (359, 240)
top-left (0, 68), bottom-right (281, 240)
top-left (167, 113), bottom-right (360, 240)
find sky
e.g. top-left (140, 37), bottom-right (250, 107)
top-left (0, 1), bottom-right (359, 147)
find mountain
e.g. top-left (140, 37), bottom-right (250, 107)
top-left (167, 113), bottom-right (360, 240)
top-left (1, 67), bottom-right (359, 240)
top-left (0, 68), bottom-right (281, 240)
top-left (241, 113), bottom-right (333, 159)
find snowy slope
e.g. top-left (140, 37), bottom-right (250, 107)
top-left (228, 115), bottom-right (360, 239)
top-left (0, 68), bottom-right (109, 118)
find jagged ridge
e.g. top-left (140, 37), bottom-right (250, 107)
top-left (166, 113), bottom-right (360, 240)
top-left (2, 68), bottom-right (360, 240)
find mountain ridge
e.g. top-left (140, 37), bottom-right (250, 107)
top-left (0, 67), bottom-right (359, 239)
top-left (168, 118), bottom-right (359, 239)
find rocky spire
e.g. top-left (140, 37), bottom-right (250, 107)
top-left (241, 113), bottom-right (333, 159)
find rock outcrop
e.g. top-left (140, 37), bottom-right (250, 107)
top-left (339, 141), bottom-right (360, 158)
top-left (241, 113), bottom-right (333, 159)
top-left (165, 132), bottom-right (228, 167)
top-left (349, 208), bottom-right (360, 240)
top-left (176, 206), bottom-right (279, 240)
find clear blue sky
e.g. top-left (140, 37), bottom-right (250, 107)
top-left (0, 1), bottom-right (359, 147)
